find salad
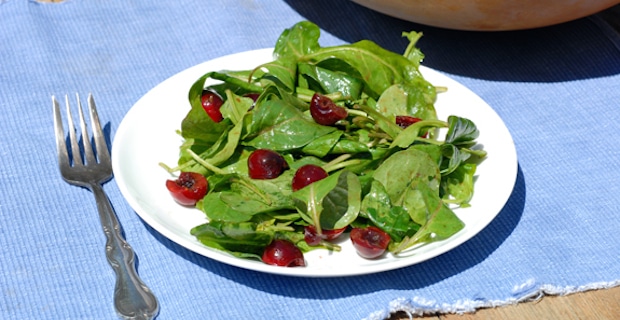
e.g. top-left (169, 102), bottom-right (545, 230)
top-left (160, 21), bottom-right (486, 267)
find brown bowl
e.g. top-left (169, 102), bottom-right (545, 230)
top-left (351, 0), bottom-right (620, 31)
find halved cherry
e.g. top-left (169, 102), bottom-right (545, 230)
top-left (201, 90), bottom-right (224, 122)
top-left (303, 225), bottom-right (347, 246)
top-left (165, 172), bottom-right (208, 206)
top-left (395, 115), bottom-right (422, 128)
top-left (262, 239), bottom-right (305, 267)
top-left (350, 226), bottom-right (391, 259)
top-left (395, 115), bottom-right (429, 138)
top-left (310, 93), bottom-right (348, 126)
top-left (243, 92), bottom-right (260, 102)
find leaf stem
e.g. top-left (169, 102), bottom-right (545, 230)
top-left (233, 177), bottom-right (273, 206)
top-left (187, 149), bottom-right (227, 175)
top-left (324, 159), bottom-right (363, 173)
top-left (308, 185), bottom-right (322, 234)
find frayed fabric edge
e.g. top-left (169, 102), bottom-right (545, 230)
top-left (364, 279), bottom-right (620, 320)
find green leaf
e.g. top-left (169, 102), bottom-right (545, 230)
top-left (391, 182), bottom-right (464, 254)
top-left (361, 180), bottom-right (420, 242)
top-left (243, 99), bottom-right (337, 151)
top-left (252, 58), bottom-right (297, 92)
top-left (301, 130), bottom-right (343, 157)
top-left (445, 115), bottom-right (479, 145)
top-left (356, 104), bottom-right (402, 140)
top-left (273, 21), bottom-right (321, 60)
top-left (442, 162), bottom-right (477, 206)
top-left (372, 148), bottom-right (441, 206)
top-left (198, 192), bottom-right (255, 222)
top-left (190, 221), bottom-right (273, 257)
top-left (205, 70), bottom-right (264, 94)
top-left (402, 31), bottom-right (425, 67)
top-left (183, 84), bottom-right (230, 146)
top-left (303, 40), bottom-right (425, 98)
top-left (292, 170), bottom-right (361, 230)
top-left (297, 62), bottom-right (364, 99)
top-left (390, 119), bottom-right (447, 149)
top-left (220, 90), bottom-right (253, 125)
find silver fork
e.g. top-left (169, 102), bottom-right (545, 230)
top-left (53, 93), bottom-right (159, 320)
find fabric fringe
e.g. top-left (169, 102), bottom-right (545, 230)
top-left (365, 279), bottom-right (620, 320)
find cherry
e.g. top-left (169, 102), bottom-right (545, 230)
top-left (291, 164), bottom-right (328, 191)
top-left (309, 93), bottom-right (348, 126)
top-left (395, 115), bottom-right (422, 128)
top-left (247, 149), bottom-right (289, 179)
top-left (262, 239), bottom-right (305, 267)
top-left (395, 115), bottom-right (429, 138)
top-left (243, 92), bottom-right (260, 102)
top-left (303, 225), bottom-right (347, 246)
top-left (165, 172), bottom-right (208, 206)
top-left (350, 226), bottom-right (391, 259)
top-left (201, 90), bottom-right (224, 122)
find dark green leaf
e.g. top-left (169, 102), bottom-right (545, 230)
top-left (445, 115), bottom-right (479, 145)
top-left (243, 99), bottom-right (336, 151)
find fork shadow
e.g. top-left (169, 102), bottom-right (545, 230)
top-left (141, 164), bottom-right (526, 300)
top-left (281, 0), bottom-right (620, 82)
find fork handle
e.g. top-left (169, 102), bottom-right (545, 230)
top-left (91, 184), bottom-right (160, 320)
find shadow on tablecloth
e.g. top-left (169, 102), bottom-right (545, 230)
top-left (282, 0), bottom-right (620, 83)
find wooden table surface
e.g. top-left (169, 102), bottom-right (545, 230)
top-left (388, 285), bottom-right (620, 319)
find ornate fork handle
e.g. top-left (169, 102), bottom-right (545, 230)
top-left (91, 183), bottom-right (159, 320)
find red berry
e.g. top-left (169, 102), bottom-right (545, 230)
top-left (247, 149), bottom-right (289, 179)
top-left (243, 92), bottom-right (260, 102)
top-left (165, 172), bottom-right (208, 206)
top-left (303, 225), bottom-right (347, 246)
top-left (201, 90), bottom-right (224, 122)
top-left (262, 239), bottom-right (305, 267)
top-left (350, 226), bottom-right (391, 259)
top-left (395, 115), bottom-right (422, 128)
top-left (309, 93), bottom-right (348, 126)
top-left (291, 164), bottom-right (328, 191)
top-left (395, 115), bottom-right (429, 138)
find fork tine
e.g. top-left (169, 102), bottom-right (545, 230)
top-left (87, 93), bottom-right (111, 165)
top-left (76, 93), bottom-right (97, 165)
top-left (65, 95), bottom-right (83, 166)
top-left (53, 96), bottom-right (70, 169)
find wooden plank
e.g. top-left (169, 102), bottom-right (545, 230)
top-left (387, 285), bottom-right (620, 319)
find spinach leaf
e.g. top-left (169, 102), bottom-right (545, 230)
top-left (375, 83), bottom-right (437, 121)
top-left (402, 31), bottom-right (425, 67)
top-left (251, 58), bottom-right (297, 92)
top-left (372, 148), bottom-right (441, 206)
top-left (292, 170), bottom-right (361, 230)
top-left (361, 180), bottom-right (420, 242)
top-left (390, 182), bottom-right (465, 254)
top-left (300, 130), bottom-right (343, 157)
top-left (220, 90), bottom-right (253, 125)
top-left (303, 40), bottom-right (427, 99)
top-left (243, 99), bottom-right (336, 151)
top-left (273, 20), bottom-right (321, 60)
top-left (442, 162), bottom-right (477, 206)
top-left (445, 115), bottom-right (479, 145)
top-left (190, 221), bottom-right (273, 257)
top-left (297, 62), bottom-right (364, 99)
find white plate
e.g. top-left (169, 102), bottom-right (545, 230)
top-left (112, 48), bottom-right (518, 277)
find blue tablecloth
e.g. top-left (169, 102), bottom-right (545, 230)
top-left (1, 1), bottom-right (619, 319)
